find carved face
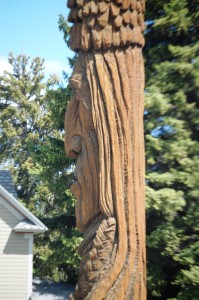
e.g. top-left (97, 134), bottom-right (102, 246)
top-left (65, 56), bottom-right (99, 231)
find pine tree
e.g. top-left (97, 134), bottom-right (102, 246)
top-left (144, 1), bottom-right (199, 299)
top-left (0, 53), bottom-right (48, 201)
top-left (0, 53), bottom-right (82, 283)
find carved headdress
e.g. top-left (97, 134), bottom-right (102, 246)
top-left (67, 0), bottom-right (145, 51)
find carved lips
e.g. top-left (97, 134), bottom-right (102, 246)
top-left (70, 181), bottom-right (81, 201)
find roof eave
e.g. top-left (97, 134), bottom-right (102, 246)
top-left (13, 228), bottom-right (47, 234)
top-left (0, 185), bottom-right (48, 232)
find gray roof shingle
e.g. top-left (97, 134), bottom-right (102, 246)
top-left (13, 218), bottom-right (45, 232)
top-left (0, 170), bottom-right (18, 199)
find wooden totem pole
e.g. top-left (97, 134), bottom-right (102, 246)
top-left (65, 1), bottom-right (146, 299)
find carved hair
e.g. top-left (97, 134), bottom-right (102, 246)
top-left (66, 46), bottom-right (146, 300)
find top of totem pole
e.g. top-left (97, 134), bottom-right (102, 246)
top-left (67, 0), bottom-right (145, 52)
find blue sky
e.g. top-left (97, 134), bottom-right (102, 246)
top-left (0, 0), bottom-right (73, 77)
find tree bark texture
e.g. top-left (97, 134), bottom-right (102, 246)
top-left (65, 1), bottom-right (146, 299)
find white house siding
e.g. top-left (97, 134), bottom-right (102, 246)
top-left (0, 202), bottom-right (29, 300)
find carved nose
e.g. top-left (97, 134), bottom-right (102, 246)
top-left (68, 135), bottom-right (82, 159)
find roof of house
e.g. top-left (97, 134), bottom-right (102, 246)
top-left (13, 218), bottom-right (46, 233)
top-left (0, 170), bottom-right (18, 199)
top-left (0, 170), bottom-right (47, 234)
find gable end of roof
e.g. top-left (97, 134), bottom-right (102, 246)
top-left (0, 185), bottom-right (47, 233)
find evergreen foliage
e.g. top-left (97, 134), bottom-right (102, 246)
top-left (0, 53), bottom-right (82, 283)
top-left (0, 53), bottom-right (47, 203)
top-left (144, 0), bottom-right (199, 298)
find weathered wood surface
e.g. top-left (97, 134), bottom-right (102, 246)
top-left (65, 1), bottom-right (146, 299)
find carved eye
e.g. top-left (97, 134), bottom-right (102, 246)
top-left (68, 135), bottom-right (82, 159)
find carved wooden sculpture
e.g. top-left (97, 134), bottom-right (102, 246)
top-left (65, 1), bottom-right (146, 299)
